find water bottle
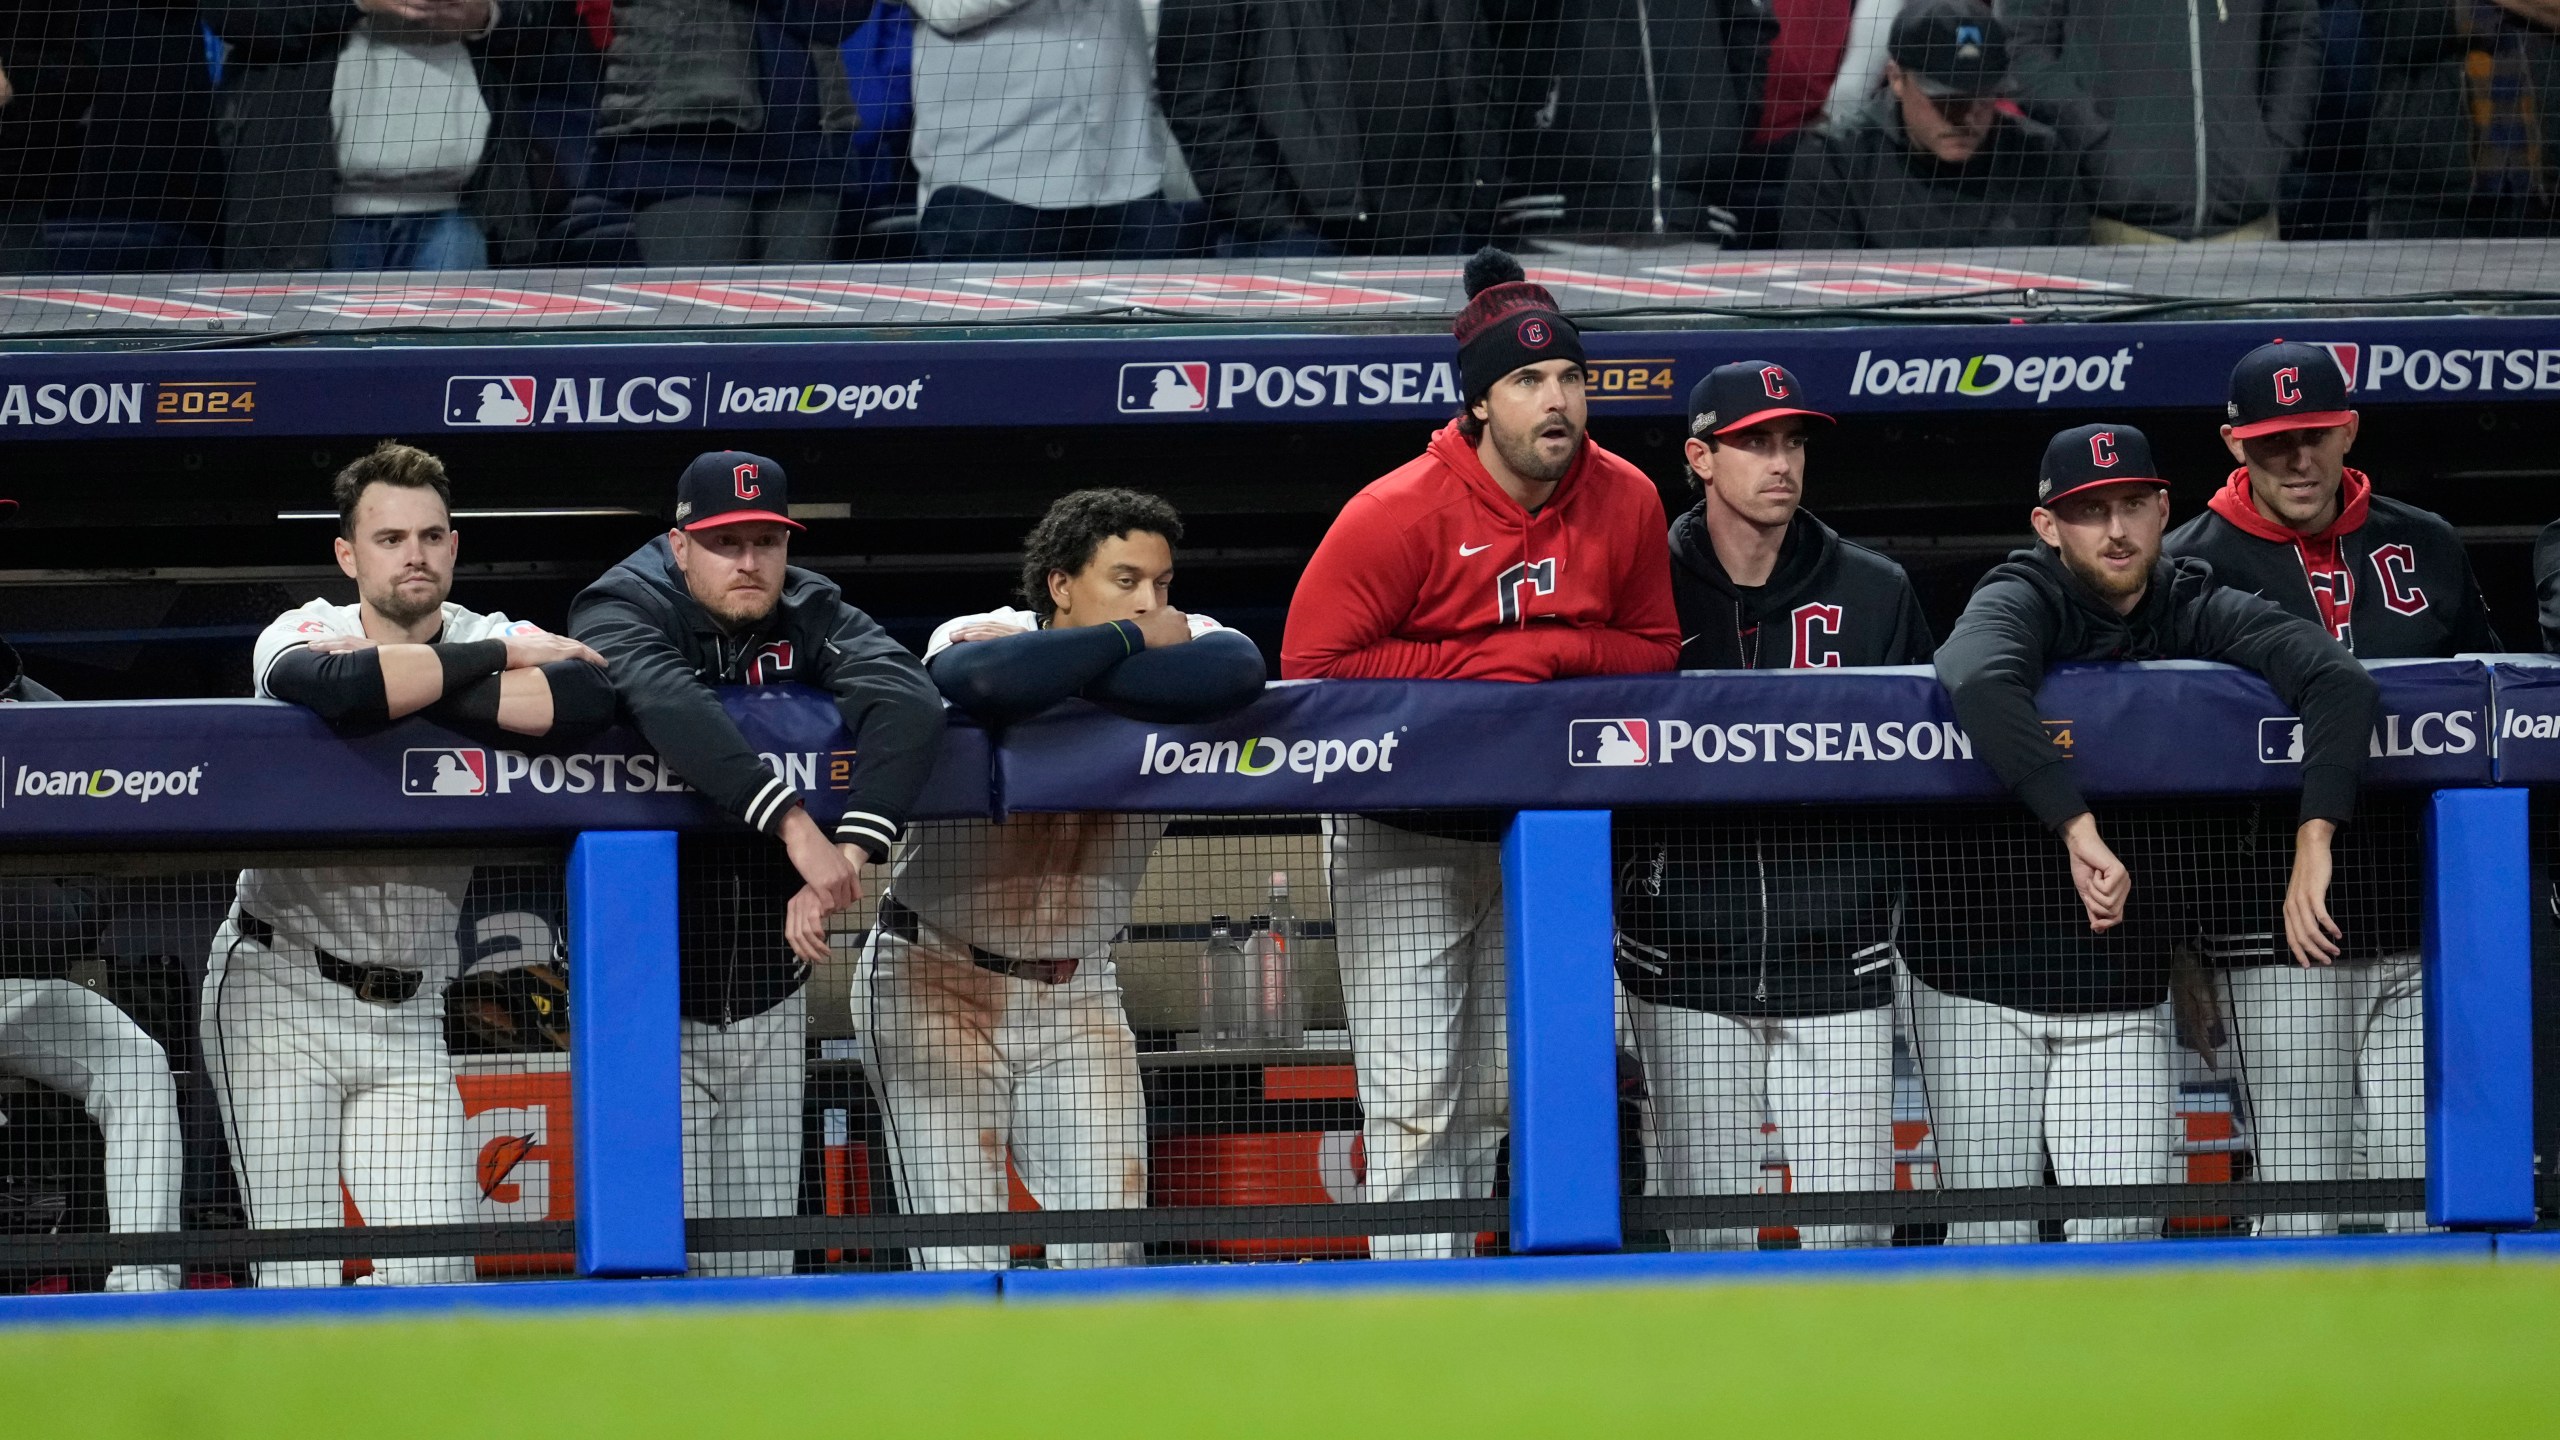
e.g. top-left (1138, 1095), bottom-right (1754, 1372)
top-left (1260, 869), bottom-right (1307, 1046)
top-left (1199, 914), bottom-right (1251, 1049)
top-left (1245, 912), bottom-right (1304, 1050)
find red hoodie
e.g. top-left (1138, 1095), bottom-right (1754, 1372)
top-left (2205, 465), bottom-right (2373, 641)
top-left (1282, 422), bottom-right (1682, 682)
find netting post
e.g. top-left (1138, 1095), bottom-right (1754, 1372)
top-left (568, 830), bottom-right (688, 1275)
top-left (2423, 788), bottom-right (2535, 1228)
top-left (1502, 809), bottom-right (1622, 1254)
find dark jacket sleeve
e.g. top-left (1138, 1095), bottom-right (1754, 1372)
top-left (930, 622), bottom-right (1145, 727)
top-left (571, 589), bottom-right (806, 838)
top-left (2444, 543), bottom-right (2504, 653)
top-left (1887, 573), bottom-right (1938, 666)
top-left (1998, 0), bottom-right (2107, 164)
top-left (2189, 586), bottom-right (2380, 826)
top-left (1777, 128), bottom-right (1863, 249)
top-left (2536, 519), bottom-right (2560, 655)
top-left (2260, 0), bottom-right (2323, 153)
top-left (1936, 577), bottom-right (2087, 830)
top-left (808, 602), bottom-right (948, 861)
top-left (1157, 0), bottom-right (1302, 243)
top-left (1085, 630), bottom-right (1270, 723)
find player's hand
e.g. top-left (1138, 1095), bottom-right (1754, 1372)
top-left (943, 619), bottom-right (1032, 647)
top-left (779, 808), bottom-right (863, 911)
top-left (784, 885), bottom-right (841, 965)
top-left (2283, 818), bottom-right (2342, 967)
top-left (502, 632), bottom-right (606, 670)
top-left (306, 634), bottom-right (380, 655)
top-left (2061, 813), bottom-right (2130, 933)
top-left (1132, 606), bottom-right (1192, 649)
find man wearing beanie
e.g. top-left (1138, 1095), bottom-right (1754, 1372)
top-left (2167, 341), bottom-right (2498, 1234)
top-left (1918, 422), bottom-right (2375, 1243)
top-left (1283, 248), bottom-right (1680, 1260)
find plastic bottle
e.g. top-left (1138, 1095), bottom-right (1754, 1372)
top-left (1199, 913), bottom-right (1250, 1049)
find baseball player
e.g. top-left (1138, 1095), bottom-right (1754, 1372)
top-left (1283, 248), bottom-right (1681, 1259)
top-left (859, 488), bottom-right (1266, 1270)
top-left (1917, 423), bottom-right (2377, 1243)
top-left (570, 451), bottom-right (945, 1277)
top-left (1614, 361), bottom-right (1934, 1250)
top-left (2165, 341), bottom-right (2500, 1234)
top-left (208, 441), bottom-right (616, 1286)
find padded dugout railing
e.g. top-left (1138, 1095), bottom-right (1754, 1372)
top-left (0, 658), bottom-right (2546, 1281)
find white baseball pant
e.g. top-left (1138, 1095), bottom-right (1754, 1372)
top-left (0, 977), bottom-right (182, 1291)
top-left (203, 919), bottom-right (476, 1286)
top-left (681, 988), bottom-right (807, 1277)
top-left (2223, 955), bottom-right (2425, 1235)
top-left (1908, 979), bottom-right (2173, 1244)
top-left (1626, 995), bottom-right (1894, 1250)
top-left (1327, 815), bottom-right (1508, 1262)
top-left (857, 929), bottom-right (1145, 1271)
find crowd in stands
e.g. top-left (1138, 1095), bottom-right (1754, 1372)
top-left (0, 0), bottom-right (2556, 272)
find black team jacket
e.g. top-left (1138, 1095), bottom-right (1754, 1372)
top-left (1914, 545), bottom-right (2378, 1015)
top-left (571, 535), bottom-right (946, 1023)
top-left (1614, 506), bottom-right (1937, 1019)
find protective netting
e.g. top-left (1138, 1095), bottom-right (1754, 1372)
top-left (4, 2), bottom-right (2559, 330)
top-left (0, 848), bottom-right (572, 1293)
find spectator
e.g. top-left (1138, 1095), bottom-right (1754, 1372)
top-left (204, 0), bottom-right (519, 271)
top-left (592, 0), bottom-right (869, 266)
top-left (1523, 0), bottom-right (1777, 241)
top-left (2003, 0), bottom-right (2320, 243)
top-left (1156, 0), bottom-right (1499, 257)
top-left (908, 0), bottom-right (1189, 260)
top-left (0, 5), bottom-right (223, 273)
top-left (1780, 0), bottom-right (2085, 248)
top-left (1728, 0), bottom-right (1894, 243)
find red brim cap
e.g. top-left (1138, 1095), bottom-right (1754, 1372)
top-left (2039, 476), bottom-right (2168, 507)
top-left (682, 509), bottom-right (805, 532)
top-left (1712, 405), bottom-right (1836, 436)
top-left (2227, 409), bottom-right (2354, 440)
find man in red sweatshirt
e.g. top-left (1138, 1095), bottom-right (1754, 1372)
top-left (1283, 248), bottom-right (1680, 1259)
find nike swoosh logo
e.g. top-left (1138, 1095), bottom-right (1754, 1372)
top-left (1459, 543), bottom-right (1493, 556)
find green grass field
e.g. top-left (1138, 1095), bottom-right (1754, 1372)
top-left (3, 1261), bottom-right (2552, 1437)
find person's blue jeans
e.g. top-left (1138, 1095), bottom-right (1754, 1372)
top-left (916, 186), bottom-right (1191, 260)
top-left (329, 210), bottom-right (489, 271)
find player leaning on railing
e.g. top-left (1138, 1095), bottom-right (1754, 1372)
top-left (1913, 422), bottom-right (2379, 1244)
top-left (858, 487), bottom-right (1265, 1271)
top-left (212, 441), bottom-right (617, 1287)
top-left (570, 451), bottom-right (945, 1275)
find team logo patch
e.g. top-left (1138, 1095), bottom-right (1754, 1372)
top-left (1118, 362), bottom-right (1210, 414)
top-left (1568, 719), bottom-right (1651, 767)
top-left (1518, 317), bottom-right (1553, 349)
top-left (2257, 718), bottom-right (2305, 765)
top-left (443, 376), bottom-right (536, 427)
top-left (404, 747), bottom-right (489, 796)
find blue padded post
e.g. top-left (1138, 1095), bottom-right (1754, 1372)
top-left (1502, 809), bottom-right (1622, 1253)
top-left (568, 831), bottom-right (687, 1275)
top-left (2423, 789), bottom-right (2535, 1228)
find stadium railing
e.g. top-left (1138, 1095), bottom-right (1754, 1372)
top-left (0, 659), bottom-right (2546, 1288)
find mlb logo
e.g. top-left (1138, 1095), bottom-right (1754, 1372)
top-left (1118, 362), bottom-right (1210, 414)
top-left (445, 376), bottom-right (536, 426)
top-left (405, 747), bottom-right (489, 796)
top-left (1568, 719), bottom-right (1652, 767)
top-left (2258, 717), bottom-right (2305, 764)
top-left (2317, 343), bottom-right (2359, 392)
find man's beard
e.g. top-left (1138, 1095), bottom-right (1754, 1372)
top-left (692, 579), bottom-right (778, 627)
top-left (1489, 412), bottom-right (1582, 485)
top-left (2061, 544), bottom-right (2153, 602)
top-left (368, 578), bottom-right (446, 629)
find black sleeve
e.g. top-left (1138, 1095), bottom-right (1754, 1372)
top-left (570, 589), bottom-right (804, 837)
top-left (2535, 519), bottom-right (2560, 655)
top-left (1887, 573), bottom-right (1938, 666)
top-left (265, 646), bottom-right (392, 730)
top-left (929, 622), bottom-right (1145, 727)
top-left (2259, 0), bottom-right (2322, 151)
top-left (2190, 586), bottom-right (2380, 827)
top-left (2445, 543), bottom-right (2504, 653)
top-left (810, 602), bottom-right (949, 862)
top-left (1935, 578), bottom-right (2086, 830)
top-left (421, 660), bottom-right (622, 746)
top-left (1156, 0), bottom-right (1301, 243)
top-left (1777, 129), bottom-right (1862, 249)
top-left (1084, 630), bottom-right (1269, 723)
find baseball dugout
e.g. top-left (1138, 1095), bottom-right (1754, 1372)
top-left (0, 658), bottom-right (2544, 1289)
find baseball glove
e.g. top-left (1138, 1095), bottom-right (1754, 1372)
top-left (445, 962), bottom-right (570, 1054)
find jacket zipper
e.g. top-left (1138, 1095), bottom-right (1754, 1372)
top-left (1632, 0), bottom-right (1669, 235)
top-left (2186, 0), bottom-right (2209, 233)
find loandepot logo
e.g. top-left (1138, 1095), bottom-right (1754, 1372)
top-left (1567, 717), bottom-right (1975, 765)
top-left (717, 378), bottom-right (926, 418)
top-left (8, 762), bottom-right (205, 801)
top-left (1139, 728), bottom-right (1402, 783)
top-left (1849, 347), bottom-right (2134, 403)
top-left (2502, 710), bottom-right (2560, 742)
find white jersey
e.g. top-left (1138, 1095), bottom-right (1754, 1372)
top-left (238, 598), bottom-right (544, 972)
top-left (890, 606), bottom-right (1222, 959)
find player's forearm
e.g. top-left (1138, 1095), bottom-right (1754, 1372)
top-left (1554, 625), bottom-right (1682, 677)
top-left (377, 644), bottom-right (447, 719)
top-left (1085, 630), bottom-right (1268, 721)
top-left (931, 623), bottom-right (1138, 725)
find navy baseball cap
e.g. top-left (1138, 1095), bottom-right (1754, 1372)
top-left (2227, 341), bottom-right (2355, 439)
top-left (675, 451), bottom-right (802, 532)
top-left (1890, 0), bottom-right (2013, 99)
top-left (2038, 423), bottom-right (2166, 506)
top-left (1688, 360), bottom-right (1833, 440)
